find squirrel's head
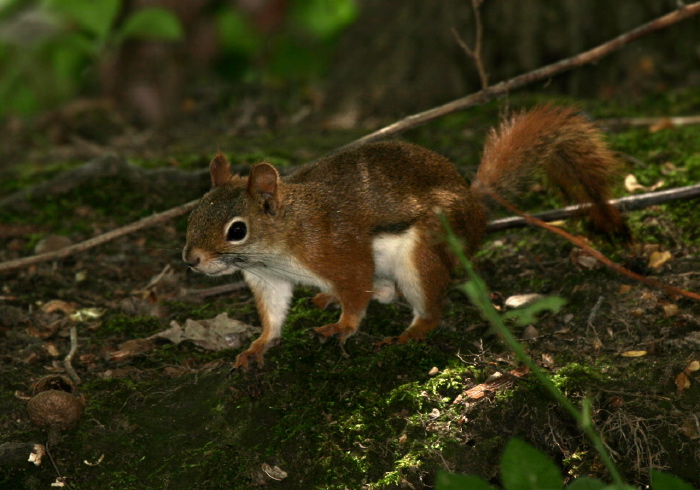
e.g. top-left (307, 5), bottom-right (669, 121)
top-left (182, 153), bottom-right (283, 276)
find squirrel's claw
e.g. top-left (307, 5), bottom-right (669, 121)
top-left (376, 329), bottom-right (427, 347)
top-left (234, 346), bottom-right (265, 370)
top-left (314, 322), bottom-right (357, 341)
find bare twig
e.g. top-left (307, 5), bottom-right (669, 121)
top-left (182, 282), bottom-right (248, 299)
top-left (0, 199), bottom-right (199, 274)
top-left (484, 189), bottom-right (700, 302)
top-left (331, 2), bottom-right (700, 155)
top-left (452, 0), bottom-right (489, 89)
top-left (603, 115), bottom-right (700, 129)
top-left (63, 326), bottom-right (81, 386)
top-left (487, 183), bottom-right (700, 232)
top-left (1, 4), bottom-right (699, 275)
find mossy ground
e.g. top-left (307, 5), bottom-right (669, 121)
top-left (1, 91), bottom-right (699, 489)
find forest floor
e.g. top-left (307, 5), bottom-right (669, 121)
top-left (0, 91), bottom-right (699, 489)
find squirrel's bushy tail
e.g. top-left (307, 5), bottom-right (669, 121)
top-left (472, 105), bottom-right (629, 239)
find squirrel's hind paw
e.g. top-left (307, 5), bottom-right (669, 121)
top-left (234, 346), bottom-right (266, 370)
top-left (314, 322), bottom-right (357, 341)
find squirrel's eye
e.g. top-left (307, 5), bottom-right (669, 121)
top-left (226, 220), bottom-right (247, 242)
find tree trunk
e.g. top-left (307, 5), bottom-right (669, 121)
top-left (324, 0), bottom-right (700, 120)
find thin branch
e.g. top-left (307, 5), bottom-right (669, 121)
top-left (484, 189), bottom-right (700, 302)
top-left (0, 199), bottom-right (199, 274)
top-left (602, 115), bottom-right (700, 130)
top-left (331, 2), bottom-right (700, 156)
top-left (487, 183), bottom-right (700, 232)
top-left (1, 3), bottom-right (699, 274)
top-left (63, 326), bottom-right (81, 386)
top-left (452, 0), bottom-right (489, 89)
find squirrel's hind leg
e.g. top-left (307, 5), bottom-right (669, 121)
top-left (377, 231), bottom-right (451, 346)
top-left (314, 288), bottom-right (372, 341)
top-left (313, 255), bottom-right (374, 341)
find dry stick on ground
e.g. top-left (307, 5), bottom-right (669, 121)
top-left (485, 189), bottom-right (700, 302)
top-left (63, 326), bottom-right (81, 386)
top-left (0, 199), bottom-right (199, 274)
top-left (330, 2), bottom-right (700, 155)
top-left (602, 115), bottom-right (700, 129)
top-left (1, 4), bottom-right (699, 275)
top-left (487, 183), bottom-right (700, 232)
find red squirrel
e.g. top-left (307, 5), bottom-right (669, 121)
top-left (183, 105), bottom-right (627, 369)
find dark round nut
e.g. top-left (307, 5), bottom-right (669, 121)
top-left (27, 390), bottom-right (85, 431)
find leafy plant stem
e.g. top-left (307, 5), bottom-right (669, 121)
top-left (441, 216), bottom-right (626, 488)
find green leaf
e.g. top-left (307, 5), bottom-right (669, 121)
top-left (436, 470), bottom-right (495, 490)
top-left (43, 0), bottom-right (120, 41)
top-left (119, 7), bottom-right (183, 42)
top-left (501, 438), bottom-right (563, 490)
top-left (650, 470), bottom-right (695, 490)
top-left (217, 9), bottom-right (261, 55)
top-left (567, 477), bottom-right (607, 490)
top-left (503, 296), bottom-right (567, 326)
top-left (291, 0), bottom-right (358, 40)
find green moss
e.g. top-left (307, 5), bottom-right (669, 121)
top-left (99, 314), bottom-right (164, 337)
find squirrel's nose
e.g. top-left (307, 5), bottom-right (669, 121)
top-left (182, 248), bottom-right (203, 268)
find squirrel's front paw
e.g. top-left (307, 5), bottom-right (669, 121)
top-left (234, 346), bottom-right (265, 370)
top-left (314, 322), bottom-right (357, 341)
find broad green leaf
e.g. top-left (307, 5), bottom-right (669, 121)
top-left (43, 0), bottom-right (120, 41)
top-left (567, 477), bottom-right (607, 490)
top-left (503, 297), bottom-right (567, 326)
top-left (436, 470), bottom-right (495, 490)
top-left (501, 438), bottom-right (563, 490)
top-left (217, 9), bottom-right (261, 54)
top-left (291, 0), bottom-right (358, 40)
top-left (119, 7), bottom-right (182, 42)
top-left (650, 470), bottom-right (695, 490)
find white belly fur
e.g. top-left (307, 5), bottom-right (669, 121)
top-left (371, 227), bottom-right (424, 312)
top-left (245, 229), bottom-right (423, 309)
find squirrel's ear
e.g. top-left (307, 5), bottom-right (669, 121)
top-left (210, 153), bottom-right (232, 187)
top-left (248, 162), bottom-right (279, 215)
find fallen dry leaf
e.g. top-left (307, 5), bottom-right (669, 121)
top-left (109, 338), bottom-right (156, 361)
top-left (504, 293), bottom-right (544, 309)
top-left (45, 343), bottom-right (60, 357)
top-left (675, 360), bottom-right (700, 394)
top-left (662, 304), bottom-right (679, 318)
top-left (624, 174), bottom-right (665, 193)
top-left (661, 161), bottom-right (685, 175)
top-left (679, 417), bottom-right (700, 440)
top-left (34, 235), bottom-right (73, 254)
top-left (261, 463), bottom-right (288, 481)
top-left (648, 250), bottom-right (672, 269)
top-left (570, 248), bottom-right (599, 269)
top-left (620, 350), bottom-right (647, 358)
top-left (618, 285), bottom-right (633, 295)
top-left (522, 325), bottom-right (539, 340)
top-left (675, 372), bottom-right (691, 393)
top-left (151, 313), bottom-right (260, 351)
top-left (455, 366), bottom-right (530, 402)
top-left (42, 300), bottom-right (76, 315)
